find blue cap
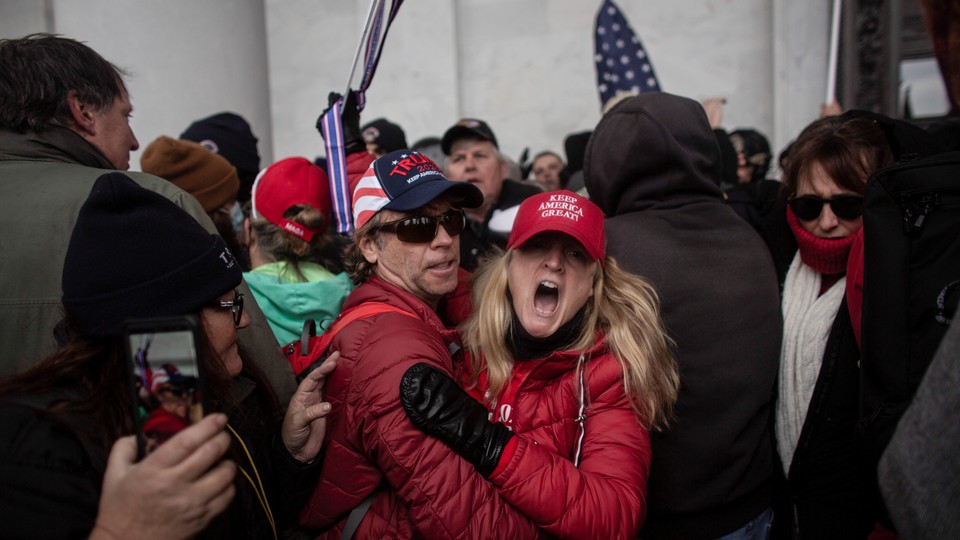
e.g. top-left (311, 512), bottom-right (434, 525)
top-left (352, 149), bottom-right (483, 229)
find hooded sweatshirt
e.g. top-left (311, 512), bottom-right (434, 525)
top-left (584, 92), bottom-right (783, 539)
top-left (244, 261), bottom-right (353, 345)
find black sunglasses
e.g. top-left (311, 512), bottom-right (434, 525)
top-left (788, 194), bottom-right (864, 221)
top-left (375, 209), bottom-right (466, 243)
top-left (209, 289), bottom-right (244, 326)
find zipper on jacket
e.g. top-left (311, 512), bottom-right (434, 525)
top-left (900, 192), bottom-right (940, 235)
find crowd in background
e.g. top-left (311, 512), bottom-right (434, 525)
top-left (1, 32), bottom-right (959, 540)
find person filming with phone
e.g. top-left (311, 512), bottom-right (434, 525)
top-left (0, 173), bottom-right (337, 540)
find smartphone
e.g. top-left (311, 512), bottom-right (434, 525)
top-left (123, 316), bottom-right (206, 459)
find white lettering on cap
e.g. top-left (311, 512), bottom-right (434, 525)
top-left (537, 197), bottom-right (584, 221)
top-left (219, 248), bottom-right (236, 268)
top-left (284, 222), bottom-right (307, 236)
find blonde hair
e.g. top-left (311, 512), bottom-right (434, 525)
top-left (248, 204), bottom-right (335, 281)
top-left (462, 252), bottom-right (680, 430)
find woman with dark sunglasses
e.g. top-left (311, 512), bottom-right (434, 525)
top-left (0, 174), bottom-right (337, 539)
top-left (763, 113), bottom-right (894, 540)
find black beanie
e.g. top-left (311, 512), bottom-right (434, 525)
top-left (180, 112), bottom-right (261, 202)
top-left (62, 173), bottom-right (243, 338)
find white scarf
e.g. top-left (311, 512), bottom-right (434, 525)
top-left (776, 253), bottom-right (845, 474)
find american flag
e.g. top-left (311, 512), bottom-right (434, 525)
top-left (594, 0), bottom-right (661, 109)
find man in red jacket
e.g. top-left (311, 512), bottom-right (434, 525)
top-left (299, 147), bottom-right (539, 538)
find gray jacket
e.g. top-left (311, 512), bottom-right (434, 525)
top-left (0, 127), bottom-right (296, 403)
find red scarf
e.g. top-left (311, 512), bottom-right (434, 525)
top-left (786, 205), bottom-right (856, 275)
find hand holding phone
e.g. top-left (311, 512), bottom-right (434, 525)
top-left (93, 414), bottom-right (235, 540)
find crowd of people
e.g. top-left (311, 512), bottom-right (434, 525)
top-left (1, 32), bottom-right (958, 540)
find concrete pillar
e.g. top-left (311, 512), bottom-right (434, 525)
top-left (1, 0), bottom-right (274, 171)
top-left (772, 0), bottom-right (832, 168)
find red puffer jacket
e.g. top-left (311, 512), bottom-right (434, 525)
top-left (478, 338), bottom-right (652, 540)
top-left (299, 277), bottom-right (539, 539)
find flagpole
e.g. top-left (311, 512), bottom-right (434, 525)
top-left (344, 0), bottom-right (384, 97)
top-left (826, 0), bottom-right (842, 103)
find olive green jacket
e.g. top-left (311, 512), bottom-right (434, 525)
top-left (0, 127), bottom-right (296, 404)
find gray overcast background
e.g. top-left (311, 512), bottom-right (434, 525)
top-left (1, 0), bottom-right (835, 174)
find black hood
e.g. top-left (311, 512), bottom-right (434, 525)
top-left (584, 92), bottom-right (722, 217)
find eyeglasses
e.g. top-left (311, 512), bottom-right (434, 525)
top-left (375, 209), bottom-right (467, 243)
top-left (209, 289), bottom-right (244, 326)
top-left (788, 194), bottom-right (864, 221)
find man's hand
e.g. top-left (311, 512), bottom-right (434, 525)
top-left (91, 414), bottom-right (236, 540)
top-left (281, 352), bottom-right (338, 463)
top-left (820, 99), bottom-right (843, 118)
top-left (400, 362), bottom-right (513, 477)
top-left (316, 91), bottom-right (365, 155)
top-left (701, 97), bottom-right (726, 129)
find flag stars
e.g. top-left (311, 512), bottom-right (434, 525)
top-left (392, 160), bottom-right (398, 165)
top-left (595, 0), bottom-right (661, 103)
top-left (401, 154), bottom-right (408, 158)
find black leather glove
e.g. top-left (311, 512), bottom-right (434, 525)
top-left (316, 90), bottom-right (365, 155)
top-left (400, 362), bottom-right (513, 477)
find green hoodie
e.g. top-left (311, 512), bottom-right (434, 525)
top-left (244, 261), bottom-right (354, 345)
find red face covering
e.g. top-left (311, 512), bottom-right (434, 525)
top-left (786, 205), bottom-right (856, 275)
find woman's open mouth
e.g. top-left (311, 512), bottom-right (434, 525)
top-left (534, 281), bottom-right (559, 316)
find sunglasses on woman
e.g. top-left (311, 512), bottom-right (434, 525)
top-left (375, 209), bottom-right (467, 244)
top-left (209, 289), bottom-right (244, 326)
top-left (788, 194), bottom-right (864, 221)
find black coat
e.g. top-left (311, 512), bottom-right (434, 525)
top-left (0, 377), bottom-right (318, 540)
top-left (762, 206), bottom-right (878, 540)
top-left (459, 179), bottom-right (541, 271)
top-left (584, 92), bottom-right (783, 539)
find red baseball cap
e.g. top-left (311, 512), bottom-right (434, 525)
top-left (507, 190), bottom-right (605, 263)
top-left (251, 157), bottom-right (331, 241)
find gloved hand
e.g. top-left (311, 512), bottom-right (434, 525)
top-left (316, 90), bottom-right (365, 155)
top-left (400, 362), bottom-right (513, 477)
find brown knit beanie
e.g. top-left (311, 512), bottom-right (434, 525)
top-left (141, 136), bottom-right (240, 213)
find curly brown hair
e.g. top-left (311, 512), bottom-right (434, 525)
top-left (343, 211), bottom-right (385, 285)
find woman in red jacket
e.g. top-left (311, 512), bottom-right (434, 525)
top-left (402, 190), bottom-right (680, 539)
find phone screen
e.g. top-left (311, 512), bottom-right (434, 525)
top-left (125, 318), bottom-right (204, 457)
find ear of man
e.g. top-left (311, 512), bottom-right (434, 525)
top-left (358, 232), bottom-right (380, 265)
top-left (67, 90), bottom-right (98, 136)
